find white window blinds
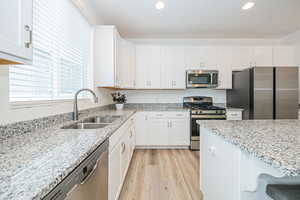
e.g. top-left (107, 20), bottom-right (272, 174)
top-left (9, 0), bottom-right (92, 102)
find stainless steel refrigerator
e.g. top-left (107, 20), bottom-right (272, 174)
top-left (227, 67), bottom-right (299, 119)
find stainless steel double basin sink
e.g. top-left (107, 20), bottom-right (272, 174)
top-left (61, 115), bottom-right (121, 130)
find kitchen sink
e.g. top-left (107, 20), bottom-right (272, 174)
top-left (61, 123), bottom-right (109, 130)
top-left (83, 115), bottom-right (121, 124)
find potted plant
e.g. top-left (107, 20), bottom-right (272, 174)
top-left (111, 92), bottom-right (127, 110)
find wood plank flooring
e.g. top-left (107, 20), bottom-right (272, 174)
top-left (119, 149), bottom-right (203, 200)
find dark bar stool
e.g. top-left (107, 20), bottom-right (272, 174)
top-left (266, 184), bottom-right (300, 200)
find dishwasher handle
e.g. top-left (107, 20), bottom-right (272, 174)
top-left (80, 151), bottom-right (107, 185)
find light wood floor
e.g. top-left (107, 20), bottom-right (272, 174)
top-left (119, 149), bottom-right (203, 200)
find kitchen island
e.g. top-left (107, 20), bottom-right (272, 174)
top-left (198, 120), bottom-right (300, 200)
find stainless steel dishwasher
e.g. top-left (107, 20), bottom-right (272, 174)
top-left (43, 140), bottom-right (108, 200)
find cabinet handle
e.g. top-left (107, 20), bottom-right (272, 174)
top-left (121, 143), bottom-right (126, 153)
top-left (170, 121), bottom-right (172, 128)
top-left (24, 25), bottom-right (32, 48)
top-left (130, 130), bottom-right (133, 138)
top-left (80, 155), bottom-right (102, 185)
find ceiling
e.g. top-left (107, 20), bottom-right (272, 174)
top-left (87, 0), bottom-right (300, 39)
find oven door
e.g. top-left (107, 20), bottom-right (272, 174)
top-left (190, 115), bottom-right (226, 150)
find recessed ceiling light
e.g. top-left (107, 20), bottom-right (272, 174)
top-left (155, 1), bottom-right (165, 10)
top-left (242, 2), bottom-right (255, 10)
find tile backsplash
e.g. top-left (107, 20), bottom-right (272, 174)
top-left (120, 89), bottom-right (226, 104)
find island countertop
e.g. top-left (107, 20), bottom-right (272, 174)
top-left (197, 120), bottom-right (300, 177)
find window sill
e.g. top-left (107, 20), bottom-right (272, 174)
top-left (10, 99), bottom-right (91, 110)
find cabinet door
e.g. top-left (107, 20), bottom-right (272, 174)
top-left (109, 143), bottom-right (122, 200)
top-left (216, 47), bottom-right (233, 89)
top-left (231, 47), bottom-right (253, 71)
top-left (0, 0), bottom-right (33, 62)
top-left (129, 125), bottom-right (136, 159)
top-left (201, 128), bottom-right (240, 200)
top-left (149, 118), bottom-right (169, 145)
top-left (135, 112), bottom-right (149, 146)
top-left (120, 135), bottom-right (130, 182)
top-left (273, 46), bottom-right (297, 66)
top-left (169, 118), bottom-right (190, 145)
top-left (185, 47), bottom-right (217, 69)
top-left (115, 31), bottom-right (122, 87)
top-left (135, 45), bottom-right (161, 89)
top-left (119, 40), bottom-right (136, 88)
top-left (161, 47), bottom-right (185, 89)
top-left (253, 46), bottom-right (273, 66)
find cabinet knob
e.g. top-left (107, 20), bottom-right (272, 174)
top-left (208, 146), bottom-right (216, 156)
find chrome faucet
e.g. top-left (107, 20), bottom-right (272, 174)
top-left (73, 88), bottom-right (98, 121)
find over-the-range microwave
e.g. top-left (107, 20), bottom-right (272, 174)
top-left (186, 70), bottom-right (218, 88)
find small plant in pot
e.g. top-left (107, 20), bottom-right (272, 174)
top-left (111, 92), bottom-right (127, 110)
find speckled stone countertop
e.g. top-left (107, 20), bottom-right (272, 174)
top-left (197, 120), bottom-right (300, 177)
top-left (0, 104), bottom-right (189, 200)
top-left (0, 109), bottom-right (136, 200)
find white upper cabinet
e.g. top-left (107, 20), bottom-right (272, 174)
top-left (231, 47), bottom-right (253, 71)
top-left (252, 46), bottom-right (273, 66)
top-left (273, 46), bottom-right (297, 66)
top-left (216, 47), bottom-right (233, 89)
top-left (185, 46), bottom-right (217, 69)
top-left (161, 47), bottom-right (186, 89)
top-left (94, 26), bottom-right (123, 88)
top-left (0, 0), bottom-right (33, 64)
top-left (119, 40), bottom-right (136, 89)
top-left (135, 45), bottom-right (161, 89)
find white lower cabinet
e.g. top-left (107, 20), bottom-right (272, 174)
top-left (109, 115), bottom-right (135, 200)
top-left (108, 141), bottom-right (122, 200)
top-left (200, 127), bottom-right (241, 200)
top-left (226, 110), bottom-right (243, 120)
top-left (136, 112), bottom-right (190, 147)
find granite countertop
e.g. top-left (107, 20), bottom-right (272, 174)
top-left (0, 105), bottom-right (189, 200)
top-left (0, 109), bottom-right (135, 200)
top-left (197, 120), bottom-right (300, 177)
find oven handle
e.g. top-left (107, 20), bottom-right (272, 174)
top-left (191, 115), bottom-right (226, 119)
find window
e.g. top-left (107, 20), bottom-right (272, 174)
top-left (9, 0), bottom-right (92, 102)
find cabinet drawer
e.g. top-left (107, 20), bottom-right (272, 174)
top-left (226, 111), bottom-right (242, 120)
top-left (148, 112), bottom-right (189, 119)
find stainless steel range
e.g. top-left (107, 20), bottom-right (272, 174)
top-left (183, 96), bottom-right (226, 150)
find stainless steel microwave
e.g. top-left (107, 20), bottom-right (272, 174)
top-left (186, 70), bottom-right (218, 88)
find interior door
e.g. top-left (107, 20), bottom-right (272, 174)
top-left (0, 0), bottom-right (32, 61)
top-left (276, 67), bottom-right (299, 119)
top-left (253, 67), bottom-right (274, 119)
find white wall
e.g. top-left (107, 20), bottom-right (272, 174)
top-left (121, 89), bottom-right (226, 104)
